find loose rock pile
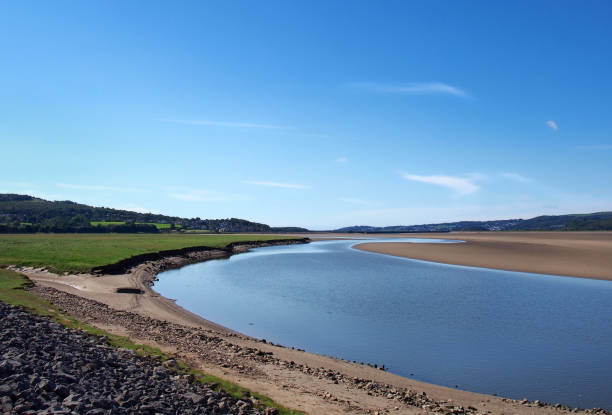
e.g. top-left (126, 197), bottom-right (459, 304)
top-left (0, 302), bottom-right (269, 414)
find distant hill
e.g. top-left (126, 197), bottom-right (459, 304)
top-left (0, 194), bottom-right (309, 233)
top-left (3, 193), bottom-right (609, 234)
top-left (335, 211), bottom-right (612, 233)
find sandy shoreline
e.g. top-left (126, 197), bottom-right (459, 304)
top-left (14, 240), bottom-right (308, 333)
top-left (348, 231), bottom-right (612, 281)
top-left (12, 237), bottom-right (610, 414)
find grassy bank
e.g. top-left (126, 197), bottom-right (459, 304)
top-left (0, 233), bottom-right (299, 273)
top-left (0, 269), bottom-right (303, 415)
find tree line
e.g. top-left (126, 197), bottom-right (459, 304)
top-left (0, 194), bottom-right (278, 233)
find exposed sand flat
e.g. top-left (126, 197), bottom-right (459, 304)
top-left (353, 231), bottom-right (612, 281)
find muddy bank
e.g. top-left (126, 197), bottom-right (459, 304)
top-left (92, 238), bottom-right (309, 275)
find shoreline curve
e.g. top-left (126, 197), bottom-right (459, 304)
top-left (13, 235), bottom-right (612, 414)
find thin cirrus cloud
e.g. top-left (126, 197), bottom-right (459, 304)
top-left (501, 172), bottom-right (532, 183)
top-left (336, 157), bottom-right (348, 163)
top-left (243, 181), bottom-right (310, 189)
top-left (352, 82), bottom-right (469, 98)
top-left (160, 118), bottom-right (290, 130)
top-left (402, 174), bottom-right (479, 195)
top-left (546, 120), bottom-right (558, 131)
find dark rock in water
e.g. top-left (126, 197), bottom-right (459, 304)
top-left (0, 301), bottom-right (264, 414)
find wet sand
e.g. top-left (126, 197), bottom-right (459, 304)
top-left (352, 231), bottom-right (612, 280)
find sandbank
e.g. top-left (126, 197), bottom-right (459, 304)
top-left (347, 231), bottom-right (612, 281)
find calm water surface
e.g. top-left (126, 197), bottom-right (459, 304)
top-left (155, 239), bottom-right (612, 409)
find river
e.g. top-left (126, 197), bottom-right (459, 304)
top-left (154, 238), bottom-right (612, 409)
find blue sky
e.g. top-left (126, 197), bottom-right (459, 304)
top-left (1, 1), bottom-right (611, 229)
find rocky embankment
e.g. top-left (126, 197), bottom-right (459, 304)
top-left (0, 301), bottom-right (275, 415)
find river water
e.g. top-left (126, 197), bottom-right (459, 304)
top-left (154, 238), bottom-right (612, 409)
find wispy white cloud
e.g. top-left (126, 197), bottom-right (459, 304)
top-left (340, 197), bottom-right (376, 206)
top-left (57, 183), bottom-right (142, 192)
top-left (402, 173), bottom-right (479, 195)
top-left (546, 120), bottom-right (558, 131)
top-left (466, 172), bottom-right (488, 181)
top-left (168, 189), bottom-right (231, 202)
top-left (501, 172), bottom-right (532, 183)
top-left (160, 118), bottom-right (290, 130)
top-left (336, 157), bottom-right (348, 163)
top-left (575, 144), bottom-right (612, 150)
top-left (243, 181), bottom-right (310, 189)
top-left (352, 82), bottom-right (469, 97)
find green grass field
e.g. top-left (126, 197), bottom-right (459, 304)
top-left (0, 233), bottom-right (298, 273)
top-left (0, 269), bottom-right (302, 415)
